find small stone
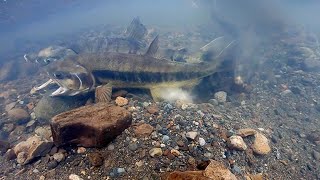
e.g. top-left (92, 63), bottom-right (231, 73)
top-left (228, 135), bottom-right (247, 151)
top-left (252, 133), bottom-right (271, 155)
top-left (162, 135), bottom-right (170, 142)
top-left (49, 146), bottom-right (58, 156)
top-left (203, 160), bottom-right (237, 180)
top-left (26, 120), bottom-right (36, 127)
top-left (128, 143), bottom-right (138, 151)
top-left (146, 105), bottom-right (159, 114)
top-left (115, 97), bottom-right (128, 106)
top-left (237, 128), bottom-right (257, 137)
top-left (134, 123), bottom-right (154, 137)
top-left (208, 99), bottom-right (219, 106)
top-left (199, 137), bottom-right (206, 146)
top-left (214, 91), bottom-right (227, 103)
top-left (53, 152), bottom-right (65, 162)
top-left (35, 126), bottom-right (52, 140)
top-left (204, 152), bottom-right (213, 158)
top-left (186, 131), bottom-right (198, 140)
top-left (117, 168), bottom-right (125, 174)
top-left (47, 160), bottom-right (58, 170)
top-left (17, 152), bottom-right (27, 164)
top-left (69, 174), bottom-right (83, 180)
top-left (312, 150), bottom-right (320, 161)
top-left (107, 144), bottom-right (115, 151)
top-left (176, 140), bottom-right (185, 147)
top-left (170, 149), bottom-right (181, 156)
top-left (149, 148), bottom-right (163, 157)
top-left (88, 152), bottom-right (104, 167)
top-left (77, 147), bottom-right (86, 154)
top-left (7, 108), bottom-right (30, 124)
top-left (33, 168), bottom-right (39, 173)
top-left (39, 175), bottom-right (45, 180)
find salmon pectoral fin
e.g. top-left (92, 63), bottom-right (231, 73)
top-left (149, 79), bottom-right (200, 102)
top-left (95, 83), bottom-right (112, 103)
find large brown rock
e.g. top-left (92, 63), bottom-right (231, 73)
top-left (51, 103), bottom-right (132, 147)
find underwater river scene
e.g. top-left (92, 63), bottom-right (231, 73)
top-left (0, 0), bottom-right (320, 179)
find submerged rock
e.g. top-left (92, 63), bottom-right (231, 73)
top-left (214, 91), bottom-right (227, 103)
top-left (13, 135), bottom-right (53, 164)
top-left (51, 103), bottom-right (132, 147)
top-left (228, 135), bottom-right (247, 151)
top-left (252, 133), bottom-right (271, 155)
top-left (34, 91), bottom-right (88, 123)
top-left (7, 108), bottom-right (30, 124)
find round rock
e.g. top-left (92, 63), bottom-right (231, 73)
top-left (7, 108), bottom-right (30, 124)
top-left (228, 135), bottom-right (247, 151)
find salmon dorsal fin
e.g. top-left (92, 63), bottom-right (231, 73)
top-left (145, 35), bottom-right (159, 57)
top-left (125, 17), bottom-right (147, 41)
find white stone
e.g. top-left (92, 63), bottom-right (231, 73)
top-left (228, 135), bottom-right (247, 151)
top-left (199, 137), bottom-right (206, 146)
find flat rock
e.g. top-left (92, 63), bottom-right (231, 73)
top-left (34, 91), bottom-right (87, 123)
top-left (51, 103), bottom-right (132, 147)
top-left (203, 160), bottom-right (237, 180)
top-left (7, 108), bottom-right (30, 124)
top-left (228, 135), bottom-right (247, 151)
top-left (252, 133), bottom-right (271, 155)
top-left (237, 128), bottom-right (257, 137)
top-left (13, 135), bottom-right (53, 164)
top-left (134, 123), bottom-right (154, 137)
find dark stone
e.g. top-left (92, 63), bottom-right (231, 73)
top-left (88, 152), bottom-right (104, 167)
top-left (47, 160), bottom-right (58, 170)
top-left (51, 103), bottom-right (132, 147)
top-left (0, 140), bottom-right (10, 155)
top-left (34, 91), bottom-right (88, 123)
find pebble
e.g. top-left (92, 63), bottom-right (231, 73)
top-left (186, 131), bottom-right (198, 140)
top-left (53, 152), bottom-right (65, 163)
top-left (134, 123), bottom-right (154, 137)
top-left (231, 165), bottom-right (242, 174)
top-left (128, 143), bottom-right (138, 151)
top-left (115, 97), bottom-right (128, 106)
top-left (146, 105), bottom-right (159, 114)
top-left (47, 160), bottom-right (58, 170)
top-left (77, 147), bottom-right (86, 154)
top-left (88, 152), bottom-right (104, 167)
top-left (228, 135), bottom-right (247, 151)
top-left (204, 152), bottom-right (213, 158)
top-left (312, 150), bottom-right (320, 161)
top-left (149, 148), bottom-right (163, 157)
top-left (33, 168), bottom-right (39, 173)
top-left (199, 137), bottom-right (206, 146)
top-left (252, 133), bottom-right (271, 155)
top-left (16, 152), bottom-right (27, 164)
top-left (107, 144), bottom-right (115, 151)
top-left (69, 174), bottom-right (83, 180)
top-left (208, 99), bottom-right (219, 106)
top-left (162, 135), bottom-right (170, 142)
top-left (117, 168), bottom-right (126, 174)
top-left (170, 149), bottom-right (181, 156)
top-left (214, 91), bottom-right (227, 103)
top-left (39, 175), bottom-right (45, 180)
